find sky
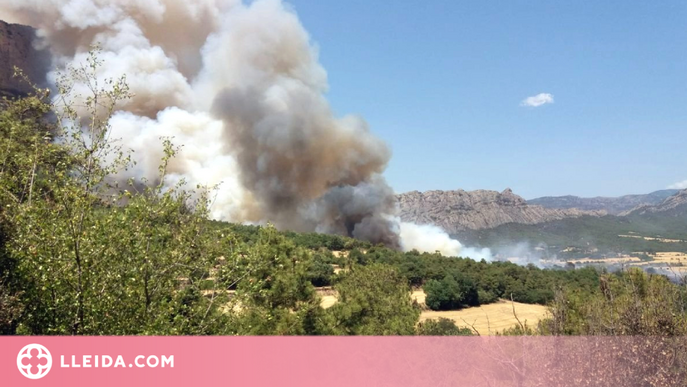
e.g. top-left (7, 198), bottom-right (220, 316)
top-left (285, 0), bottom-right (687, 199)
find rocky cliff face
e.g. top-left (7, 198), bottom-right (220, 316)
top-left (0, 20), bottom-right (50, 98)
top-left (622, 189), bottom-right (687, 216)
top-left (528, 189), bottom-right (679, 215)
top-left (397, 188), bottom-right (605, 233)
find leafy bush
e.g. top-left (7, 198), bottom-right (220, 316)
top-left (477, 289), bottom-right (498, 305)
top-left (1, 52), bottom-right (234, 335)
top-left (417, 318), bottom-right (473, 336)
top-left (330, 264), bottom-right (419, 335)
top-left (424, 271), bottom-right (479, 311)
top-left (543, 268), bottom-right (687, 336)
top-left (307, 253), bottom-right (335, 287)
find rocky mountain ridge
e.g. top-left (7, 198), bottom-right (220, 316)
top-left (528, 189), bottom-right (679, 215)
top-left (622, 189), bottom-right (687, 216)
top-left (397, 188), bottom-right (605, 233)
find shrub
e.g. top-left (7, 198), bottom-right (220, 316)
top-left (330, 264), bottom-right (419, 335)
top-left (477, 289), bottom-right (498, 305)
top-left (307, 254), bottom-right (335, 287)
top-left (417, 318), bottom-right (473, 336)
top-left (424, 271), bottom-right (479, 311)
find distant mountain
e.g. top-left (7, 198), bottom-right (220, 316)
top-left (397, 188), bottom-right (604, 233)
top-left (0, 20), bottom-right (50, 98)
top-left (453, 189), bottom-right (687, 256)
top-left (527, 189), bottom-right (679, 215)
top-left (622, 189), bottom-right (687, 216)
top-left (455, 209), bottom-right (687, 256)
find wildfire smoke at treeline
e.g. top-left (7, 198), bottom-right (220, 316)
top-left (0, 0), bottom-right (490, 259)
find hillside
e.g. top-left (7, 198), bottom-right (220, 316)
top-left (455, 199), bottom-right (687, 257)
top-left (622, 189), bottom-right (687, 216)
top-left (0, 20), bottom-right (49, 98)
top-left (399, 188), bottom-right (687, 256)
top-left (397, 188), bottom-right (604, 233)
top-left (528, 189), bottom-right (679, 215)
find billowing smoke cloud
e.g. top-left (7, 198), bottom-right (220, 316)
top-left (399, 221), bottom-right (492, 259)
top-left (1, 0), bottom-right (480, 256)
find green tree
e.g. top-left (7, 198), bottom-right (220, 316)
top-left (424, 271), bottom-right (479, 311)
top-left (233, 225), bottom-right (334, 335)
top-left (0, 88), bottom-right (71, 334)
top-left (330, 264), bottom-right (419, 335)
top-left (307, 252), bottom-right (335, 287)
top-left (4, 49), bottom-right (231, 335)
top-left (416, 318), bottom-right (473, 336)
top-left (543, 268), bottom-right (687, 336)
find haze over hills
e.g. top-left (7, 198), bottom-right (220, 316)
top-left (528, 189), bottom-right (680, 215)
top-left (399, 188), bottom-right (687, 256)
top-left (456, 196), bottom-right (687, 254)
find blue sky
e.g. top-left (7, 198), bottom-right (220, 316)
top-left (286, 1), bottom-right (687, 199)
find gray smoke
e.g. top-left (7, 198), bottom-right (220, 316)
top-left (0, 0), bottom-right (477, 254)
top-left (211, 83), bottom-right (397, 246)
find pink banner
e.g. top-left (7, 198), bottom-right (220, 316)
top-left (2, 336), bottom-right (686, 386)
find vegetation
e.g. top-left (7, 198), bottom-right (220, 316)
top-left (229, 226), bottom-right (334, 335)
top-left (328, 264), bottom-right (420, 335)
top-left (542, 268), bottom-right (687, 335)
top-left (416, 318), bottom-right (473, 336)
top-left (424, 271), bottom-right (479, 311)
top-left (456, 213), bottom-right (687, 257)
top-left (2, 53), bottom-right (687, 338)
top-left (338, 246), bottom-right (601, 306)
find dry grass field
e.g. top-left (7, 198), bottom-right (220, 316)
top-left (641, 252), bottom-right (687, 274)
top-left (411, 289), bottom-right (426, 305)
top-left (316, 287), bottom-right (338, 309)
top-left (651, 252), bottom-right (687, 263)
top-left (569, 255), bottom-right (642, 265)
top-left (547, 251), bottom-right (687, 275)
top-left (319, 295), bottom-right (338, 309)
top-left (619, 234), bottom-right (685, 243)
top-left (319, 287), bottom-right (549, 335)
top-left (419, 299), bottom-right (549, 335)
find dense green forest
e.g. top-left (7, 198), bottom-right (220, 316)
top-left (2, 57), bottom-right (687, 337)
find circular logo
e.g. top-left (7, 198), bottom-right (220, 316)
top-left (17, 344), bottom-right (52, 380)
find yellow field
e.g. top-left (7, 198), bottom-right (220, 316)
top-left (316, 287), bottom-right (338, 309)
top-left (554, 251), bottom-right (687, 276)
top-left (635, 252), bottom-right (687, 275)
top-left (419, 299), bottom-right (549, 335)
top-left (619, 235), bottom-right (685, 243)
top-left (331, 250), bottom-right (348, 258)
top-left (651, 252), bottom-right (687, 263)
top-left (319, 287), bottom-right (549, 335)
top-left (411, 289), bottom-right (426, 305)
top-left (320, 295), bottom-right (338, 309)
top-left (568, 256), bottom-right (641, 265)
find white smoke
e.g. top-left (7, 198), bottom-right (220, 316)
top-left (399, 221), bottom-right (492, 259)
top-left (1, 0), bottom-right (481, 256)
top-left (491, 242), bottom-right (551, 267)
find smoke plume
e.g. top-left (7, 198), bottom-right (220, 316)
top-left (1, 0), bottom-right (481, 257)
